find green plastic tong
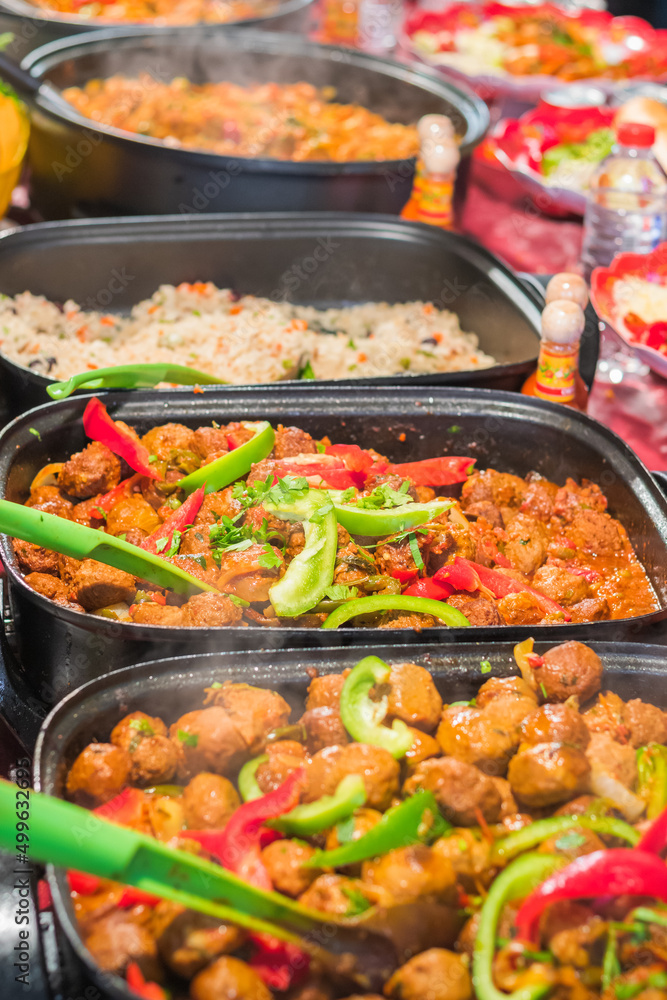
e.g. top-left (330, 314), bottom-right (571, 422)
top-left (46, 364), bottom-right (227, 400)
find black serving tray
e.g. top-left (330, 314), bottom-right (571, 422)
top-left (1, 385), bottom-right (667, 707)
top-left (0, 213), bottom-right (551, 416)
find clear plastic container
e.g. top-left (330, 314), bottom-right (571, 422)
top-left (581, 121), bottom-right (667, 282)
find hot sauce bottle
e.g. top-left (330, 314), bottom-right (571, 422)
top-left (521, 272), bottom-right (589, 411)
top-left (401, 114), bottom-right (459, 229)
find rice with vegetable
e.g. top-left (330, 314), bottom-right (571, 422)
top-left (0, 282), bottom-right (495, 383)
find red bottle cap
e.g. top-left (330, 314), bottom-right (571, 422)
top-left (616, 122), bottom-right (656, 147)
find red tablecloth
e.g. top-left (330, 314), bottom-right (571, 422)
top-left (462, 159), bottom-right (667, 473)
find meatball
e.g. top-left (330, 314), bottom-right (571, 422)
top-left (182, 773), bottom-right (240, 829)
top-left (567, 509), bottom-right (623, 556)
top-left (541, 826), bottom-right (605, 864)
top-left (261, 839), bottom-right (320, 897)
top-left (84, 912), bottom-right (160, 980)
top-left (361, 844), bottom-right (456, 903)
top-left (623, 699), bottom-right (667, 749)
top-left (306, 744), bottom-right (400, 811)
top-left (385, 949), bottom-right (472, 1000)
top-left (404, 728), bottom-right (441, 773)
top-left (385, 663), bottom-right (443, 733)
top-left (476, 676), bottom-right (538, 712)
top-left (180, 593), bottom-right (244, 628)
top-left (531, 565), bottom-right (590, 607)
top-left (508, 743), bottom-right (591, 808)
top-left (491, 776), bottom-right (519, 818)
top-left (26, 489), bottom-right (73, 519)
top-left (12, 538), bottom-right (59, 576)
top-left (66, 743), bottom-right (132, 806)
top-left (520, 704), bottom-right (590, 751)
top-left (190, 956), bottom-right (272, 1000)
top-left (111, 711), bottom-right (168, 751)
top-left (141, 423), bottom-right (197, 462)
top-left (569, 597), bottom-right (610, 623)
top-left (301, 706), bottom-right (349, 753)
top-left (156, 906), bottom-right (245, 978)
top-left (462, 470), bottom-right (527, 511)
top-left (306, 673), bottom-right (346, 711)
top-left (436, 705), bottom-right (517, 777)
top-left (404, 757), bottom-right (502, 826)
top-left (169, 707), bottom-right (247, 778)
top-left (532, 642), bottom-right (603, 703)
top-left (272, 425), bottom-right (317, 459)
top-left (73, 559), bottom-right (136, 611)
top-left (24, 572), bottom-right (71, 605)
top-left (256, 742), bottom-right (308, 795)
top-left (193, 426), bottom-right (230, 459)
top-left (131, 603), bottom-right (184, 626)
top-left (376, 611), bottom-right (436, 630)
top-left (207, 682), bottom-right (291, 755)
top-left (586, 733), bottom-right (637, 789)
top-left (194, 488), bottom-right (243, 526)
top-left (444, 595), bottom-right (503, 626)
top-left (128, 737), bottom-right (179, 787)
top-left (299, 875), bottom-right (373, 917)
top-left (106, 496), bottom-right (160, 538)
top-left (58, 441), bottom-right (121, 499)
top-left (497, 591), bottom-right (545, 626)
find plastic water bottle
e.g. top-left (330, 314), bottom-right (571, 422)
top-left (581, 121), bottom-right (667, 281)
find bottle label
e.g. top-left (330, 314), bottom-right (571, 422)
top-left (534, 345), bottom-right (579, 403)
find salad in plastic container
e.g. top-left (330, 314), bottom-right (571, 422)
top-left (591, 242), bottom-right (667, 379)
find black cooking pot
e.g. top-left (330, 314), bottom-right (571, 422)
top-left (1, 385), bottom-right (667, 708)
top-left (0, 0), bottom-right (313, 62)
top-left (11, 28), bottom-right (488, 219)
top-left (0, 212), bottom-right (559, 416)
top-left (27, 640), bottom-right (667, 1000)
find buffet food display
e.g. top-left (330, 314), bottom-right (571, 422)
top-left (404, 3), bottom-right (667, 87)
top-left (2, 2), bottom-right (667, 998)
top-left (57, 642), bottom-right (667, 1000)
top-left (62, 78), bottom-right (421, 161)
top-left (10, 401), bottom-right (658, 630)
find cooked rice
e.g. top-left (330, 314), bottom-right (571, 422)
top-left (0, 282), bottom-right (495, 383)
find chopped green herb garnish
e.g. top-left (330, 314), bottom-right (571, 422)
top-left (356, 480), bottom-right (414, 510)
top-left (28, 428), bottom-right (41, 441)
top-left (554, 832), bottom-right (587, 851)
top-left (325, 584), bottom-right (360, 602)
top-left (258, 544), bottom-right (282, 570)
top-left (154, 537), bottom-right (168, 553)
top-left (129, 718), bottom-right (155, 736)
top-left (408, 532), bottom-right (424, 571)
top-left (341, 885), bottom-right (371, 916)
top-left (480, 659), bottom-right (492, 674)
top-left (177, 729), bottom-right (199, 747)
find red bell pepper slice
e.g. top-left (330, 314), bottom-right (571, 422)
top-left (83, 398), bottom-right (158, 479)
top-left (515, 849), bottom-right (667, 944)
top-left (638, 802), bottom-right (667, 854)
top-left (68, 871), bottom-right (101, 895)
top-left (141, 484), bottom-right (206, 556)
top-left (181, 767), bottom-right (305, 886)
top-left (68, 869), bottom-right (160, 908)
top-left (391, 568), bottom-right (419, 585)
top-left (645, 322), bottom-right (667, 351)
top-left (326, 444), bottom-right (375, 480)
top-left (126, 962), bottom-right (167, 1000)
top-left (274, 457), bottom-right (362, 490)
top-left (383, 456), bottom-right (475, 487)
top-left (37, 879), bottom-right (52, 911)
top-left (93, 786), bottom-right (146, 825)
top-left (182, 769), bottom-right (309, 991)
top-left (435, 557), bottom-right (571, 621)
top-left (403, 576), bottom-right (454, 600)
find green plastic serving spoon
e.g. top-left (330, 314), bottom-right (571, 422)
top-left (0, 781), bottom-right (397, 990)
top-left (0, 500), bottom-right (215, 595)
top-left (46, 364), bottom-right (227, 400)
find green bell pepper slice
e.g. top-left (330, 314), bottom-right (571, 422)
top-left (177, 421), bottom-right (275, 496)
top-left (264, 490), bottom-right (337, 617)
top-left (637, 743), bottom-right (667, 819)
top-left (473, 852), bottom-right (565, 1000)
top-left (332, 499), bottom-right (453, 537)
top-left (340, 655), bottom-right (413, 758)
top-left (322, 595), bottom-right (471, 629)
top-left (490, 813), bottom-right (640, 865)
top-left (268, 775), bottom-right (366, 837)
top-left (238, 754), bottom-right (269, 802)
top-left (307, 788), bottom-right (450, 869)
